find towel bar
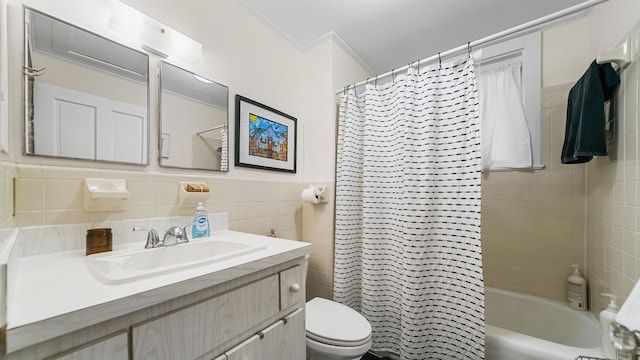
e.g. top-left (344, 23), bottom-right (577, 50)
top-left (596, 36), bottom-right (632, 70)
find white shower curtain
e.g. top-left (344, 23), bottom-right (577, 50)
top-left (334, 58), bottom-right (484, 359)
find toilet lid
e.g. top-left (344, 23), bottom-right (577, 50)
top-left (306, 297), bottom-right (372, 346)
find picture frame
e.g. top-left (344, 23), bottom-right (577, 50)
top-left (235, 95), bottom-right (297, 173)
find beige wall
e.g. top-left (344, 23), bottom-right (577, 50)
top-left (483, 0), bottom-right (640, 313)
top-left (14, 163), bottom-right (304, 237)
top-left (2, 0), bottom-right (309, 228)
top-left (0, 160), bottom-right (14, 229)
top-left (481, 83), bottom-right (586, 301)
top-left (6, 0), bottom-right (306, 182)
top-left (7, 0), bottom-right (637, 312)
top-left (586, 22), bottom-right (640, 314)
top-left (301, 37), bottom-right (371, 300)
top-left (0, 0), bottom-right (371, 302)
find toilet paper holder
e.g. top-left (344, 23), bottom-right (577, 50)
top-left (302, 185), bottom-right (328, 204)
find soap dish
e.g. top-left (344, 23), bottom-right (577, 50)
top-left (83, 178), bottom-right (130, 212)
top-left (179, 182), bottom-right (212, 206)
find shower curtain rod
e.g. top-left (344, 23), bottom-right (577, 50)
top-left (335, 0), bottom-right (608, 94)
top-left (196, 123), bottom-right (227, 136)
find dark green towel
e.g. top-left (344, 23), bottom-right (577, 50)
top-left (561, 60), bottom-right (620, 164)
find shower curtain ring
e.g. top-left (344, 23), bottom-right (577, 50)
top-left (438, 53), bottom-right (442, 69)
top-left (467, 42), bottom-right (471, 58)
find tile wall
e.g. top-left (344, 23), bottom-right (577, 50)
top-left (587, 46), bottom-right (640, 314)
top-left (0, 160), bottom-right (14, 229)
top-left (11, 163), bottom-right (335, 300)
top-left (13, 164), bottom-right (303, 240)
top-left (483, 39), bottom-right (640, 313)
top-left (481, 83), bottom-right (587, 302)
top-left (302, 183), bottom-right (335, 300)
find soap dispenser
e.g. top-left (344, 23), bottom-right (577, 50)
top-left (192, 202), bottom-right (210, 239)
top-left (600, 293), bottom-right (619, 359)
top-left (568, 264), bottom-right (588, 310)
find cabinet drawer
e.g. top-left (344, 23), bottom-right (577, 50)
top-left (47, 331), bottom-right (128, 360)
top-left (132, 274), bottom-right (279, 359)
top-left (226, 308), bottom-right (304, 360)
top-left (279, 265), bottom-right (304, 310)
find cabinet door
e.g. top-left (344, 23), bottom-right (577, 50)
top-left (226, 308), bottom-right (304, 360)
top-left (48, 331), bottom-right (128, 360)
top-left (132, 275), bottom-right (279, 360)
top-left (279, 265), bottom-right (304, 310)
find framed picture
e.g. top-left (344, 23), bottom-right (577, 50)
top-left (235, 95), bottom-right (297, 173)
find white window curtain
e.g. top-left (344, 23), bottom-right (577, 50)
top-left (335, 58), bottom-right (484, 360)
top-left (476, 61), bottom-right (533, 171)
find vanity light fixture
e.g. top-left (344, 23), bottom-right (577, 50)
top-left (107, 0), bottom-right (202, 64)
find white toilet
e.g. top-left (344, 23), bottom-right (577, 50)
top-left (303, 254), bottom-right (372, 360)
top-left (305, 297), bottom-right (372, 360)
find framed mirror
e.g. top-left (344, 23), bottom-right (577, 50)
top-left (23, 7), bottom-right (149, 165)
top-left (159, 61), bottom-right (228, 171)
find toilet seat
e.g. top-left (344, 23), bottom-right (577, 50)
top-left (306, 335), bottom-right (372, 358)
top-left (306, 297), bottom-right (372, 347)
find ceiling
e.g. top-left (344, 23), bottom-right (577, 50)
top-left (237, 0), bottom-right (591, 75)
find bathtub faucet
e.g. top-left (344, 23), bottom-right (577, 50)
top-left (610, 322), bottom-right (640, 357)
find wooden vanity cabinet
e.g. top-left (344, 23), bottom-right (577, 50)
top-left (132, 264), bottom-right (305, 360)
top-left (8, 259), bottom-right (306, 360)
top-left (132, 274), bottom-right (281, 359)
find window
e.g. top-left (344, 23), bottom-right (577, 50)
top-left (476, 32), bottom-right (542, 170)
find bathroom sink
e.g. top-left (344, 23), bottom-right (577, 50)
top-left (86, 238), bottom-right (266, 284)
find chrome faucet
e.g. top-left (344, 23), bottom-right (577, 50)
top-left (133, 224), bottom-right (191, 248)
top-left (610, 322), bottom-right (640, 358)
top-left (162, 223), bottom-right (191, 246)
top-left (133, 227), bottom-right (161, 248)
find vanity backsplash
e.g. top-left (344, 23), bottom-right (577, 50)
top-left (13, 213), bottom-right (230, 258)
top-left (13, 164), bottom-right (303, 240)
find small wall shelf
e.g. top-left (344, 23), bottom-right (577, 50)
top-left (83, 178), bottom-right (130, 212)
top-left (179, 182), bottom-right (211, 206)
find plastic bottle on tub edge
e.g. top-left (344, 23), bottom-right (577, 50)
top-left (568, 264), bottom-right (588, 311)
top-left (192, 202), bottom-right (210, 239)
top-left (600, 293), bottom-right (619, 359)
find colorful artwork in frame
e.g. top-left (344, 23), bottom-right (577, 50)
top-left (235, 95), bottom-right (297, 173)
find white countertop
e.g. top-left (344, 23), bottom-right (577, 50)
top-left (7, 230), bottom-right (312, 353)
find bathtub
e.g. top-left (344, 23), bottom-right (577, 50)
top-left (485, 287), bottom-right (603, 360)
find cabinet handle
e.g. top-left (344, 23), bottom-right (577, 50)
top-left (290, 283), bottom-right (300, 292)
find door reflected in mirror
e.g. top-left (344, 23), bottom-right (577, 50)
top-left (159, 61), bottom-right (229, 171)
top-left (23, 7), bottom-right (149, 165)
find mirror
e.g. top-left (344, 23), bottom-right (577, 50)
top-left (159, 61), bottom-right (228, 171)
top-left (24, 8), bottom-right (149, 165)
